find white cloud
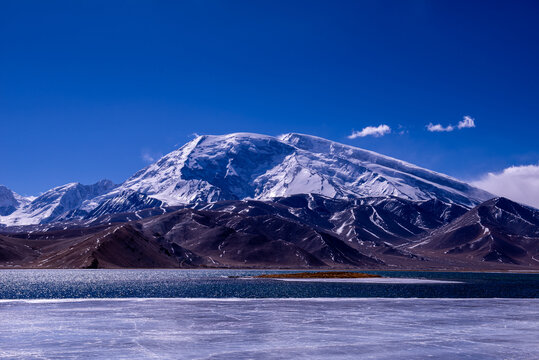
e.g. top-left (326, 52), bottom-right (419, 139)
top-left (397, 124), bottom-right (408, 135)
top-left (427, 123), bottom-right (454, 132)
top-left (348, 124), bottom-right (391, 139)
top-left (427, 115), bottom-right (476, 132)
top-left (141, 150), bottom-right (162, 164)
top-left (458, 115), bottom-right (475, 129)
top-left (471, 164), bottom-right (539, 208)
top-left (141, 152), bottom-right (155, 163)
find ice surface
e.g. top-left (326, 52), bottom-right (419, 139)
top-left (0, 298), bottom-right (536, 359)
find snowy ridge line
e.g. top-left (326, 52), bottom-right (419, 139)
top-left (279, 133), bottom-right (489, 195)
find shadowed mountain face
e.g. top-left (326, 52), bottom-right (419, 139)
top-left (0, 224), bottom-right (178, 269)
top-left (139, 207), bottom-right (382, 268)
top-left (0, 186), bottom-right (20, 216)
top-left (1, 195), bottom-right (537, 270)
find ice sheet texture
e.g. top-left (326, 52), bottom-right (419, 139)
top-left (0, 298), bottom-right (537, 359)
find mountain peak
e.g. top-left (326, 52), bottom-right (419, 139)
top-left (278, 133), bottom-right (336, 153)
top-left (0, 179), bottom-right (117, 226)
top-left (111, 132), bottom-right (493, 208)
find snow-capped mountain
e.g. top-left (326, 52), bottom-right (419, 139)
top-left (3, 133), bottom-right (536, 270)
top-left (0, 133), bottom-right (494, 226)
top-left (0, 185), bottom-right (33, 216)
top-left (0, 180), bottom-right (116, 226)
top-left (88, 133), bottom-right (492, 213)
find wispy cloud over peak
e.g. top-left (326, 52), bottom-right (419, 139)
top-left (141, 150), bottom-right (163, 164)
top-left (458, 115), bottom-right (475, 129)
top-left (348, 124), bottom-right (391, 139)
top-left (427, 123), bottom-right (454, 132)
top-left (142, 152), bottom-right (155, 163)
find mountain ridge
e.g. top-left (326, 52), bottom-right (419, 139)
top-left (1, 195), bottom-right (537, 270)
top-left (0, 132), bottom-right (495, 227)
top-left (0, 180), bottom-right (116, 226)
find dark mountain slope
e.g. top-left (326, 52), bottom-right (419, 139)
top-left (410, 198), bottom-right (539, 266)
top-left (0, 196), bottom-right (537, 270)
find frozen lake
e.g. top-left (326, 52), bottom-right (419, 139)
top-left (0, 298), bottom-right (537, 359)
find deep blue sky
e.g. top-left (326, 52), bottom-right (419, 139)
top-left (1, 0), bottom-right (538, 195)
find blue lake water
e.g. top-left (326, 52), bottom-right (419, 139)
top-left (1, 270), bottom-right (537, 359)
top-left (0, 269), bottom-right (537, 299)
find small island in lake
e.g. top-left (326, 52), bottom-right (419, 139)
top-left (255, 271), bottom-right (382, 279)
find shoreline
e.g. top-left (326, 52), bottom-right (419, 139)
top-left (0, 297), bottom-right (537, 303)
top-left (0, 267), bottom-right (538, 274)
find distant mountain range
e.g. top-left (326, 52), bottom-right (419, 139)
top-left (0, 133), bottom-right (537, 270)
